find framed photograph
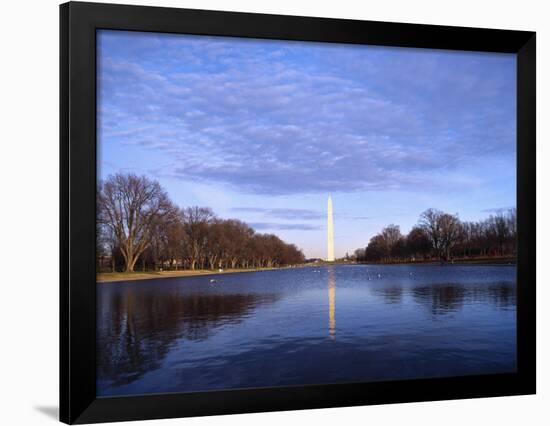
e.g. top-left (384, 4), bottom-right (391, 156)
top-left (60, 1), bottom-right (536, 424)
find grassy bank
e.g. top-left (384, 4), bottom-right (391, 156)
top-left (97, 267), bottom-right (279, 283)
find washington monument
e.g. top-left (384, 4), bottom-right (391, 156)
top-left (327, 196), bottom-right (335, 261)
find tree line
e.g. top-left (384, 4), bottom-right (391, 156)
top-left (354, 208), bottom-right (517, 263)
top-left (97, 173), bottom-right (305, 273)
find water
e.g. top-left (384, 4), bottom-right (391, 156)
top-left (97, 264), bottom-right (516, 396)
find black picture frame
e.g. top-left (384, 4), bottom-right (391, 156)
top-left (60, 1), bottom-right (536, 424)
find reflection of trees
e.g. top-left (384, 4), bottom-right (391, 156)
top-left (97, 288), bottom-right (278, 387)
top-left (477, 284), bottom-right (516, 309)
top-left (371, 286), bottom-right (403, 304)
top-left (411, 282), bottom-right (515, 315)
top-left (413, 285), bottom-right (466, 314)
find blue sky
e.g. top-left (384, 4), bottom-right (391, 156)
top-left (97, 30), bottom-right (516, 259)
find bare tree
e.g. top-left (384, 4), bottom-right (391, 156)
top-left (98, 174), bottom-right (175, 272)
top-left (205, 220), bottom-right (225, 270)
top-left (364, 234), bottom-right (387, 262)
top-left (181, 207), bottom-right (215, 270)
top-left (419, 208), bottom-right (443, 258)
top-left (223, 220), bottom-right (254, 269)
top-left (406, 226), bottom-right (431, 260)
top-left (439, 213), bottom-right (461, 260)
top-left (354, 247), bottom-right (366, 261)
top-left (380, 224), bottom-right (402, 260)
top-left (97, 221), bottom-right (117, 272)
top-left (507, 208), bottom-right (517, 255)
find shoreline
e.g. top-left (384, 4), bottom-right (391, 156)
top-left (98, 258), bottom-right (516, 283)
top-left (97, 267), bottom-right (281, 283)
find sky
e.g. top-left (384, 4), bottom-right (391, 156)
top-left (97, 30), bottom-right (516, 259)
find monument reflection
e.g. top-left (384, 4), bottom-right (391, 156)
top-left (328, 267), bottom-right (336, 339)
